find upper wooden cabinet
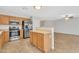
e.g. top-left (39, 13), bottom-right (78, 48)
top-left (9, 16), bottom-right (17, 21)
top-left (0, 15), bottom-right (31, 25)
top-left (22, 18), bottom-right (30, 21)
top-left (0, 15), bottom-right (9, 24)
top-left (9, 16), bottom-right (22, 25)
top-left (9, 16), bottom-right (30, 24)
top-left (9, 16), bottom-right (16, 20)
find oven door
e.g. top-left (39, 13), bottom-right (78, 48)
top-left (9, 30), bottom-right (20, 40)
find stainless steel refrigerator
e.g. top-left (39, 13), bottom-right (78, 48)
top-left (22, 20), bottom-right (32, 39)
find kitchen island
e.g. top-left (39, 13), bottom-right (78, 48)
top-left (30, 30), bottom-right (52, 52)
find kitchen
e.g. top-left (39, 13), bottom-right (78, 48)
top-left (0, 15), bottom-right (33, 49)
top-left (0, 1), bottom-right (78, 59)
top-left (0, 14), bottom-right (53, 53)
top-left (1, 6), bottom-right (79, 53)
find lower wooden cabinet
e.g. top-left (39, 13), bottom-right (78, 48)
top-left (30, 32), bottom-right (33, 44)
top-left (37, 33), bottom-right (44, 50)
top-left (4, 31), bottom-right (9, 43)
top-left (30, 31), bottom-right (51, 52)
top-left (0, 32), bottom-right (5, 49)
top-left (20, 30), bottom-right (23, 39)
top-left (32, 32), bottom-right (38, 47)
top-left (0, 31), bottom-right (9, 49)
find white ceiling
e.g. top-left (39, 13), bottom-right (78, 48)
top-left (0, 6), bottom-right (79, 20)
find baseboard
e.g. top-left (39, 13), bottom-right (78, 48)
top-left (54, 32), bottom-right (79, 36)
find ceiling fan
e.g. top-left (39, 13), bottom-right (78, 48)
top-left (62, 14), bottom-right (74, 21)
top-left (57, 14), bottom-right (79, 21)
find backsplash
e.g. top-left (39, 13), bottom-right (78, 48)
top-left (0, 25), bottom-right (9, 30)
top-left (0, 25), bottom-right (22, 30)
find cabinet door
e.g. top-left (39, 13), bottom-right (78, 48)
top-left (0, 32), bottom-right (5, 49)
top-left (9, 16), bottom-right (22, 25)
top-left (9, 16), bottom-right (16, 20)
top-left (0, 34), bottom-right (3, 49)
top-left (4, 16), bottom-right (9, 24)
top-left (37, 33), bottom-right (44, 50)
top-left (9, 16), bottom-right (17, 23)
top-left (4, 31), bottom-right (9, 43)
top-left (32, 32), bottom-right (38, 46)
top-left (0, 16), bottom-right (9, 24)
top-left (20, 30), bottom-right (23, 39)
top-left (22, 18), bottom-right (29, 21)
top-left (30, 32), bottom-right (32, 43)
top-left (0, 15), bottom-right (3, 24)
top-left (15, 17), bottom-right (22, 24)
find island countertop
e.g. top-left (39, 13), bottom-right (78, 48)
top-left (30, 30), bottom-right (50, 34)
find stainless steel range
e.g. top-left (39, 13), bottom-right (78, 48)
top-left (9, 20), bottom-right (20, 41)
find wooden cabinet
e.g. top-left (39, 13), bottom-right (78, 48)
top-left (22, 18), bottom-right (30, 21)
top-left (9, 16), bottom-right (17, 21)
top-left (20, 30), bottom-right (23, 39)
top-left (30, 32), bottom-right (38, 47)
top-left (30, 32), bottom-right (33, 44)
top-left (0, 31), bottom-right (9, 49)
top-left (0, 33), bottom-right (3, 49)
top-left (0, 15), bottom-right (9, 24)
top-left (0, 15), bottom-right (31, 25)
top-left (0, 32), bottom-right (4, 49)
top-left (30, 31), bottom-right (51, 52)
top-left (9, 16), bottom-right (28, 25)
top-left (17, 17), bottom-right (22, 24)
top-left (9, 16), bottom-right (29, 22)
top-left (4, 31), bottom-right (9, 43)
top-left (37, 33), bottom-right (44, 50)
top-left (32, 32), bottom-right (38, 47)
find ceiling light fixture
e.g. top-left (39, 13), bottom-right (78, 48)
top-left (64, 15), bottom-right (70, 20)
top-left (34, 6), bottom-right (41, 10)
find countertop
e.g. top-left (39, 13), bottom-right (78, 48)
top-left (0, 29), bottom-right (9, 31)
top-left (30, 30), bottom-right (50, 34)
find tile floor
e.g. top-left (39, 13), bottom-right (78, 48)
top-left (0, 39), bottom-right (42, 53)
top-left (1, 33), bottom-right (79, 53)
